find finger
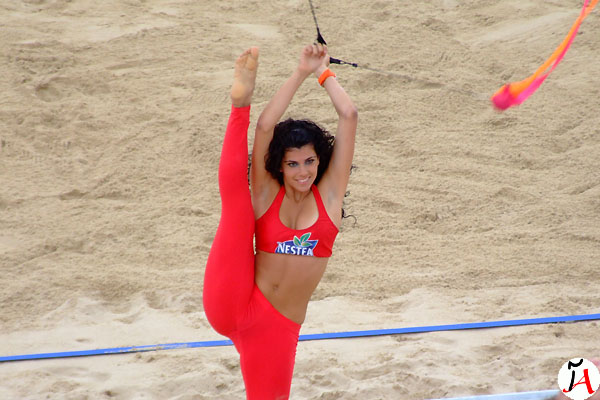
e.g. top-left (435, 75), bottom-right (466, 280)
top-left (321, 45), bottom-right (328, 58)
top-left (316, 43), bottom-right (324, 55)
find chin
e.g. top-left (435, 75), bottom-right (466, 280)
top-left (293, 179), bottom-right (312, 190)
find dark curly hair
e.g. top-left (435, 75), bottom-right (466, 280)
top-left (264, 118), bottom-right (334, 185)
top-left (259, 118), bottom-right (355, 223)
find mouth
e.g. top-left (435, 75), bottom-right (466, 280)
top-left (297, 177), bottom-right (310, 184)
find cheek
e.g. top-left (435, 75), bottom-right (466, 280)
top-left (281, 166), bottom-right (293, 178)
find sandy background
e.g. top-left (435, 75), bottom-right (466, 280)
top-left (1, 0), bottom-right (599, 399)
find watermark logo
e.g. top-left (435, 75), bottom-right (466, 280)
top-left (558, 358), bottom-right (600, 400)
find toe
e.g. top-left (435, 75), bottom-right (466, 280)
top-left (249, 46), bottom-right (259, 59)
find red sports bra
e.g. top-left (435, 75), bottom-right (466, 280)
top-left (255, 185), bottom-right (339, 258)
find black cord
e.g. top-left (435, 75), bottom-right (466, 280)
top-left (306, 0), bottom-right (484, 100)
top-left (330, 58), bottom-right (358, 68)
top-left (308, 0), bottom-right (327, 45)
top-left (308, 0), bottom-right (358, 67)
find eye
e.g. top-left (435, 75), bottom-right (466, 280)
top-left (287, 162), bottom-right (298, 167)
top-left (306, 158), bottom-right (315, 165)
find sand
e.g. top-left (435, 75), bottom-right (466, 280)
top-left (1, 0), bottom-right (599, 399)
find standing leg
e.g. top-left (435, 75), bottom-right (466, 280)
top-left (234, 285), bottom-right (301, 400)
top-left (203, 47), bottom-right (259, 337)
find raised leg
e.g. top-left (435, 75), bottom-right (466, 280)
top-left (203, 47), bottom-right (259, 336)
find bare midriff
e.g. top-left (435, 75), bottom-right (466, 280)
top-left (255, 250), bottom-right (329, 325)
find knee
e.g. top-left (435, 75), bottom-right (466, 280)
top-left (202, 294), bottom-right (234, 337)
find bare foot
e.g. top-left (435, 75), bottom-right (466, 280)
top-left (231, 46), bottom-right (259, 107)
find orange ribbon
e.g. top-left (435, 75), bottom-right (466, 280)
top-left (491, 0), bottom-right (598, 110)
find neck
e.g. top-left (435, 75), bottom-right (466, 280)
top-left (283, 183), bottom-right (313, 203)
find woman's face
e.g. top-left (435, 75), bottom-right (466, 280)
top-left (280, 144), bottom-right (319, 191)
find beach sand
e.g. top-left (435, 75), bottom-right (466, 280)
top-left (1, 0), bottom-right (599, 398)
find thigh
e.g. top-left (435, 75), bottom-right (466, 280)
top-left (234, 285), bottom-right (301, 400)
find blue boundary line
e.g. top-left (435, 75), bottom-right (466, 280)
top-left (1, 313), bottom-right (599, 363)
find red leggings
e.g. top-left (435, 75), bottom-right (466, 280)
top-left (203, 105), bottom-right (301, 400)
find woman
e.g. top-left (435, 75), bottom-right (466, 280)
top-left (203, 43), bottom-right (357, 399)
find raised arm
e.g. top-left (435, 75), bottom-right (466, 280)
top-left (251, 45), bottom-right (328, 215)
top-left (315, 55), bottom-right (358, 207)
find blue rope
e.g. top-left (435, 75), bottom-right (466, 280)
top-left (1, 313), bottom-right (599, 363)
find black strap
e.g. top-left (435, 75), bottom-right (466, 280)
top-left (308, 0), bottom-right (357, 67)
top-left (305, 0), bottom-right (484, 100)
top-left (308, 0), bottom-right (327, 45)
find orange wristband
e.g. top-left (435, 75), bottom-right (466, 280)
top-left (318, 68), bottom-right (336, 86)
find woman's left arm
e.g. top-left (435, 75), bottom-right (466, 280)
top-left (316, 60), bottom-right (358, 201)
